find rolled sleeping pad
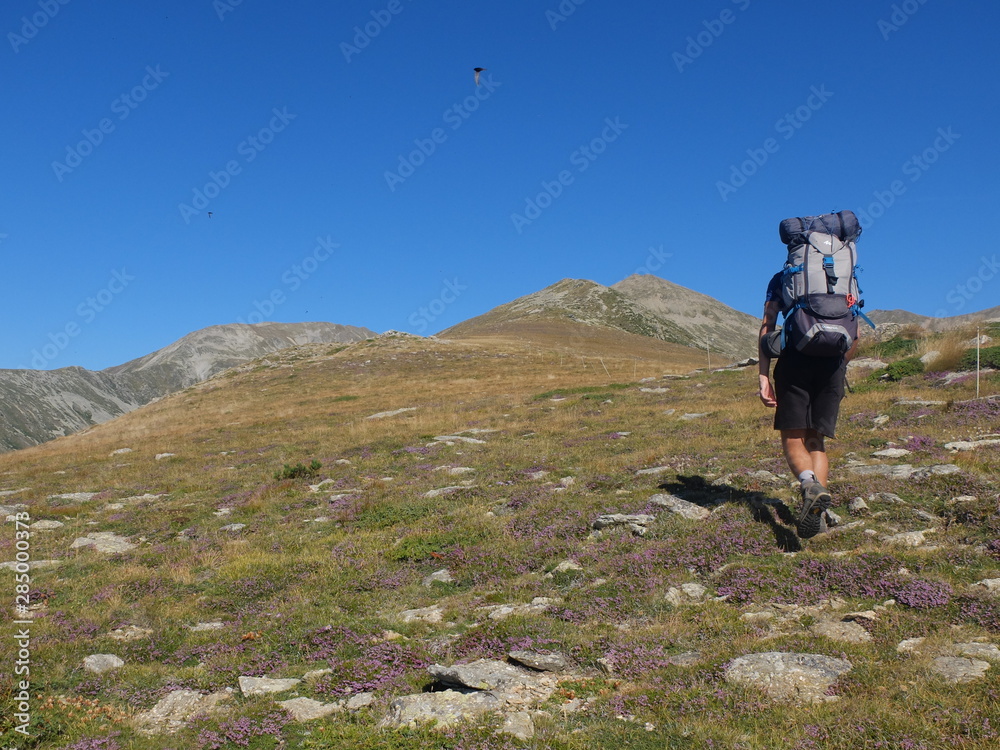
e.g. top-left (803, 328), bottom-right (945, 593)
top-left (779, 210), bottom-right (862, 246)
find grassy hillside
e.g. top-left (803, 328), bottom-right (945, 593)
top-left (1, 333), bottom-right (998, 749)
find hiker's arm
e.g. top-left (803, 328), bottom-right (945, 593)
top-left (845, 335), bottom-right (859, 362)
top-left (758, 300), bottom-right (780, 407)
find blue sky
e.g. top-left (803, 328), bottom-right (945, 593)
top-left (3, 0), bottom-right (998, 370)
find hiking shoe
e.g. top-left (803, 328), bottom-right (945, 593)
top-left (797, 481), bottom-right (832, 539)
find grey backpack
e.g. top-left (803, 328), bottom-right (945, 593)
top-left (777, 211), bottom-right (874, 356)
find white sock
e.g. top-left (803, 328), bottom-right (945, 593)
top-left (798, 470), bottom-right (817, 485)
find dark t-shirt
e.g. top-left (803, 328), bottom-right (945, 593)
top-left (765, 271), bottom-right (785, 311)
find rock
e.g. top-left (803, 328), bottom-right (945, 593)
top-left (948, 495), bottom-right (978, 506)
top-left (423, 486), bottom-right (473, 498)
top-left (219, 523), bottom-right (246, 532)
top-left (526, 470), bottom-right (549, 480)
top-left (155, 453), bottom-right (176, 461)
top-left (107, 624), bottom-right (153, 641)
top-left (639, 387), bottom-right (670, 394)
top-left (48, 492), bottom-right (98, 504)
top-left (919, 351), bottom-right (941, 365)
top-left (810, 620), bottom-right (873, 644)
top-left (592, 514), bottom-right (656, 532)
top-left (648, 493), bottom-right (712, 521)
top-left (953, 643), bottom-right (1000, 662)
top-left (441, 466), bottom-right (476, 476)
top-left (135, 689), bottom-right (231, 736)
top-left (83, 654), bottom-right (124, 674)
top-left (896, 637), bottom-right (926, 654)
top-left (277, 697), bottom-right (341, 721)
top-left (188, 621), bottom-right (226, 631)
top-left (500, 711), bottom-right (535, 740)
top-left (915, 464), bottom-right (961, 477)
top-left (945, 438), bottom-right (1000, 451)
top-left (872, 415), bottom-right (890, 426)
top-left (480, 597), bottom-right (561, 621)
top-left (433, 435), bottom-right (486, 445)
top-left (665, 583), bottom-right (709, 607)
top-left (544, 560), bottom-right (583, 578)
top-left (429, 660), bottom-right (537, 692)
top-left (896, 399), bottom-right (947, 407)
top-left (30, 520), bottom-right (64, 530)
top-left (680, 413), bottom-right (709, 421)
top-left (971, 579), bottom-right (1000, 596)
top-left (883, 529), bottom-right (935, 547)
top-left (366, 407), bottom-right (418, 420)
top-left (238, 676), bottom-right (300, 696)
top-left (70, 532), bottom-right (136, 554)
top-left (346, 692), bottom-right (375, 710)
top-left (929, 657), bottom-right (990, 683)
top-left (398, 604), bottom-right (444, 624)
top-left (851, 464), bottom-right (917, 479)
top-left (509, 650), bottom-right (569, 673)
top-left (847, 357), bottom-right (886, 370)
top-left (381, 690), bottom-right (501, 730)
top-left (422, 569), bottom-right (454, 587)
top-left (0, 559), bottom-right (61, 571)
top-left (870, 492), bottom-right (906, 505)
top-left (872, 448), bottom-right (911, 458)
top-left (110, 448), bottom-right (133, 455)
top-left (724, 652), bottom-right (852, 704)
top-left (636, 466), bottom-right (672, 476)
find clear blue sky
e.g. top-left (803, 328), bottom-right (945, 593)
top-left (3, 0), bottom-right (998, 370)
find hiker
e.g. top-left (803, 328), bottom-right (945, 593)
top-left (758, 211), bottom-right (869, 538)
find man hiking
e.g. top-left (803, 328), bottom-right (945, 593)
top-left (758, 210), bottom-right (866, 538)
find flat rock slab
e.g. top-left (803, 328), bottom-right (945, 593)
top-left (366, 407), bottom-right (418, 420)
top-left (508, 650), bottom-right (568, 673)
top-left (971, 579), bottom-right (1000, 596)
top-left (135, 689), bottom-right (231, 735)
top-left (636, 465), bottom-right (672, 476)
top-left (930, 657), bottom-right (991, 683)
top-left (810, 620), bottom-right (873, 644)
top-left (238, 676), bottom-right (301, 696)
top-left (500, 711), bottom-right (535, 740)
top-left (429, 659), bottom-right (544, 694)
top-left (433, 435), bottom-right (486, 445)
top-left (850, 464), bottom-right (960, 480)
top-left (724, 652), bottom-right (852, 704)
top-left (945, 438), bottom-right (1000, 451)
top-left (398, 604), bottom-right (445, 624)
top-left (478, 597), bottom-right (561, 621)
top-left (277, 697), bottom-right (341, 721)
top-left (31, 520), bottom-right (64, 530)
top-left (872, 448), bottom-right (911, 458)
top-left (423, 486), bottom-right (474, 498)
top-left (381, 689), bottom-right (500, 730)
top-left (954, 643), bottom-right (1000, 662)
top-left (70, 532), bottom-right (136, 554)
top-left (83, 654), bottom-right (124, 674)
top-left (649, 493), bottom-right (712, 521)
top-left (593, 514), bottom-right (655, 530)
top-left (49, 492), bottom-right (98, 504)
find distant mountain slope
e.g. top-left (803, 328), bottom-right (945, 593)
top-left (0, 322), bottom-right (374, 451)
top-left (868, 305), bottom-right (1000, 332)
top-left (439, 275), bottom-right (759, 360)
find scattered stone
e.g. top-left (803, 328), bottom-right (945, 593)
top-left (648, 493), bottom-right (712, 521)
top-left (0, 488), bottom-right (31, 498)
top-left (366, 407), bottom-right (418, 420)
top-left (188, 621), bottom-right (226, 631)
top-left (423, 486), bottom-right (474, 498)
top-left (919, 351), bottom-right (941, 366)
top-left (883, 529), bottom-right (935, 547)
top-left (0, 559), bottom-right (61, 571)
top-left (278, 697), bottom-right (341, 721)
top-left (110, 448), bottom-right (133, 455)
top-left (872, 448), bottom-right (911, 458)
top-left (346, 692), bottom-right (375, 710)
top-left (108, 625), bottom-right (153, 641)
top-left (398, 604), bottom-right (444, 624)
top-left (48, 492), bottom-right (98, 504)
top-left (810, 620), bottom-right (873, 644)
top-left (870, 492), bottom-right (906, 505)
top-left (559, 476), bottom-right (575, 487)
top-left (896, 637), bottom-right (926, 654)
top-left (214, 507), bottom-right (233, 516)
top-left (219, 523), bottom-right (246, 533)
top-left (929, 657), bottom-right (990, 684)
top-left (665, 583), bottom-right (709, 607)
top-left (636, 466), bottom-right (672, 476)
top-left (438, 466), bottom-right (475, 476)
top-left (70, 532), bottom-right (136, 554)
top-left (155, 453), bottom-right (176, 461)
top-left (896, 399), bottom-right (947, 407)
top-left (422, 569), bottom-right (454, 587)
top-left (381, 690), bottom-right (500, 730)
top-left (433, 435), bottom-right (486, 445)
top-left (308, 479), bottom-right (335, 492)
top-left (83, 654), bottom-right (124, 674)
top-left (238, 676), bottom-right (300, 696)
top-left (30, 520), bottom-right (64, 530)
top-left (971, 579), bottom-right (1000, 596)
top-left (913, 509), bottom-right (939, 523)
top-left (303, 668), bottom-right (333, 681)
top-left (944, 438), bottom-right (1000, 451)
top-left (724, 652), bottom-right (852, 704)
top-left (544, 560), bottom-right (583, 578)
top-left (954, 643), bottom-right (1000, 662)
top-left (851, 464), bottom-right (960, 480)
top-left (508, 651), bottom-right (568, 673)
top-left (639, 387), bottom-right (669, 394)
top-left (526, 470), bottom-right (549, 480)
top-left (847, 358), bottom-right (886, 370)
top-left (135, 689), bottom-right (231, 736)
top-left (479, 597), bottom-right (561, 621)
top-left (592, 514), bottom-right (656, 536)
top-left (949, 495), bottom-right (978, 506)
top-left (680, 413), bottom-right (709, 421)
top-left (500, 711), bottom-right (535, 740)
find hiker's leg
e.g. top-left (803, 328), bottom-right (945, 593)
top-left (780, 429), bottom-right (814, 477)
top-left (805, 429), bottom-right (828, 485)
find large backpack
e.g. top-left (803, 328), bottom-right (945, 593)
top-left (776, 210), bottom-right (874, 357)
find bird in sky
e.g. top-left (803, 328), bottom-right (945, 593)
top-left (473, 67), bottom-right (486, 86)
top-left (207, 212), bottom-right (213, 219)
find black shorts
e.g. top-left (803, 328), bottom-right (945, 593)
top-left (773, 349), bottom-right (847, 438)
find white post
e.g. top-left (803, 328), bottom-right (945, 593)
top-left (977, 326), bottom-right (981, 399)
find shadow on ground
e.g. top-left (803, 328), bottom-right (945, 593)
top-left (658, 474), bottom-right (802, 553)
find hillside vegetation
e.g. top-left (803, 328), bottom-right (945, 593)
top-left (1, 332), bottom-right (998, 749)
